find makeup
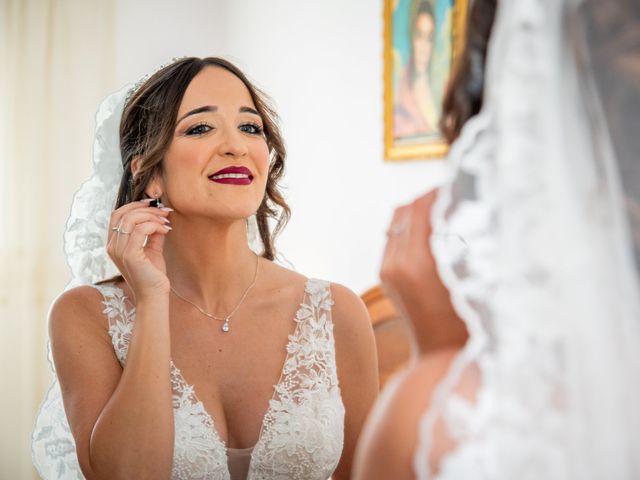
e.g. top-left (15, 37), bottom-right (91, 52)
top-left (208, 166), bottom-right (253, 185)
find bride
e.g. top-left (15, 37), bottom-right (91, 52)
top-left (32, 57), bottom-right (378, 479)
top-left (355, 0), bottom-right (640, 478)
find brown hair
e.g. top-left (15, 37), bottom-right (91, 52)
top-left (440, 0), bottom-right (498, 143)
top-left (116, 57), bottom-right (289, 261)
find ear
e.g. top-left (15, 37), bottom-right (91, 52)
top-left (131, 156), bottom-right (164, 199)
top-left (131, 156), bottom-right (142, 178)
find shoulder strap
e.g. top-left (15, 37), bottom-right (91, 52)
top-left (88, 283), bottom-right (134, 366)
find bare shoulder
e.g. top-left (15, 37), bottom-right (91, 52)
top-left (352, 348), bottom-right (460, 480)
top-left (328, 282), bottom-right (371, 334)
top-left (257, 258), bottom-right (308, 299)
top-left (48, 285), bottom-right (123, 476)
top-left (48, 285), bottom-right (109, 340)
top-left (327, 282), bottom-right (376, 376)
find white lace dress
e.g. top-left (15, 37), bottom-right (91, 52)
top-left (32, 278), bottom-right (345, 479)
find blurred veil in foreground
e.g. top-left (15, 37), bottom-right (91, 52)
top-left (418, 0), bottom-right (640, 478)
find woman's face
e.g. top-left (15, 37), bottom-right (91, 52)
top-left (158, 66), bottom-right (270, 222)
top-left (413, 12), bottom-right (435, 72)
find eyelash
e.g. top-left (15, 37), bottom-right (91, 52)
top-left (239, 123), bottom-right (264, 135)
top-left (186, 123), bottom-right (212, 136)
top-left (185, 122), bottom-right (264, 136)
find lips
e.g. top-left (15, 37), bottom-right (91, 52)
top-left (208, 166), bottom-right (254, 185)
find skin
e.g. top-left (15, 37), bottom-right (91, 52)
top-left (50, 66), bottom-right (378, 479)
top-left (352, 191), bottom-right (471, 479)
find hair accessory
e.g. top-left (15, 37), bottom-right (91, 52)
top-left (124, 56), bottom-right (188, 106)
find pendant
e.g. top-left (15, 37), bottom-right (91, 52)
top-left (221, 321), bottom-right (230, 333)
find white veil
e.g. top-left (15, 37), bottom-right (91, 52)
top-left (415, 0), bottom-right (640, 478)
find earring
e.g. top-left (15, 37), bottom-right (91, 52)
top-left (149, 193), bottom-right (163, 209)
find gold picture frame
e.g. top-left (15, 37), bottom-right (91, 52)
top-left (384, 0), bottom-right (468, 161)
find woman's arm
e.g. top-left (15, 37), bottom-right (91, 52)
top-left (330, 283), bottom-right (379, 480)
top-left (52, 200), bottom-right (175, 479)
top-left (50, 286), bottom-right (174, 480)
top-left (353, 190), bottom-right (473, 479)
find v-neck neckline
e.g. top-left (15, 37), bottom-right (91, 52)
top-left (151, 278), bottom-right (311, 460)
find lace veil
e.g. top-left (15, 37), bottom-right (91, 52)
top-left (415, 0), bottom-right (640, 478)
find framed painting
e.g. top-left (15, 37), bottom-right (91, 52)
top-left (384, 0), bottom-right (468, 160)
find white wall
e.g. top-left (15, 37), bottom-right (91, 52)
top-left (114, 0), bottom-right (451, 294)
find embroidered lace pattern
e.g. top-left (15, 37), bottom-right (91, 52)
top-left (32, 279), bottom-right (344, 479)
top-left (414, 0), bottom-right (640, 478)
top-left (413, 0), bottom-right (574, 474)
top-left (248, 279), bottom-right (345, 479)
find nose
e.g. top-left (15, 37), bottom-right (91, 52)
top-left (218, 127), bottom-right (248, 158)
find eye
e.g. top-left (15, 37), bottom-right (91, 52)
top-left (186, 123), bottom-right (213, 136)
top-left (239, 123), bottom-right (264, 135)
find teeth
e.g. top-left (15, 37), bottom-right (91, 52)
top-left (211, 173), bottom-right (250, 180)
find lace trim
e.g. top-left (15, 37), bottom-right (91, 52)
top-left (95, 284), bottom-right (229, 479)
top-left (248, 279), bottom-right (345, 479)
top-left (415, 1), bottom-right (573, 478)
top-left (96, 278), bottom-right (344, 480)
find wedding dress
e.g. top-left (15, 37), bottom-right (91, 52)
top-left (414, 0), bottom-right (640, 478)
top-left (32, 278), bottom-right (344, 479)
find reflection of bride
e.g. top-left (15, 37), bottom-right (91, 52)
top-left (31, 57), bottom-right (379, 479)
top-left (394, 0), bottom-right (440, 138)
top-left (357, 0), bottom-right (640, 478)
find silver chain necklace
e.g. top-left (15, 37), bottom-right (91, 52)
top-left (170, 254), bottom-right (259, 333)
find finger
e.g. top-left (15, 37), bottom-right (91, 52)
top-left (143, 222), bottom-right (168, 253)
top-left (408, 189), bottom-right (439, 248)
top-left (119, 221), bottom-right (171, 265)
top-left (112, 214), bottom-right (170, 260)
top-left (380, 205), bottom-right (411, 282)
top-left (108, 199), bottom-right (155, 243)
top-left (112, 215), bottom-right (169, 259)
top-left (389, 205), bottom-right (412, 250)
top-left (117, 210), bottom-right (171, 238)
top-left (108, 201), bottom-right (172, 243)
top-left (383, 205), bottom-right (409, 251)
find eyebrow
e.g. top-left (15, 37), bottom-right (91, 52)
top-left (239, 106), bottom-right (260, 116)
top-left (176, 105), bottom-right (261, 124)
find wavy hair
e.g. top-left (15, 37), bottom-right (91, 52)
top-left (116, 57), bottom-right (289, 261)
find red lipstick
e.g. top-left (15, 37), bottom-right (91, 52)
top-left (208, 166), bottom-right (254, 185)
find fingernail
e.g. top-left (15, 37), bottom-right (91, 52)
top-left (160, 207), bottom-right (174, 212)
top-left (140, 198), bottom-right (153, 203)
top-left (165, 225), bottom-right (173, 231)
top-left (162, 217), bottom-right (171, 224)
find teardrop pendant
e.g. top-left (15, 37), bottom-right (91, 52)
top-left (221, 321), bottom-right (230, 333)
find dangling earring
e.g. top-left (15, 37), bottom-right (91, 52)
top-left (149, 193), bottom-right (163, 209)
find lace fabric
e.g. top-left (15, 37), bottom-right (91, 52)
top-left (32, 278), bottom-right (344, 480)
top-left (414, 0), bottom-right (640, 479)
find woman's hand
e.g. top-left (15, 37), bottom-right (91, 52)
top-left (106, 199), bottom-right (173, 300)
top-left (380, 190), bottom-right (467, 353)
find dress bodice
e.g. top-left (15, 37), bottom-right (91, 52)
top-left (32, 278), bottom-right (345, 480)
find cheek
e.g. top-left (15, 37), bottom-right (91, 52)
top-left (251, 141), bottom-right (271, 175)
top-left (164, 143), bottom-right (208, 177)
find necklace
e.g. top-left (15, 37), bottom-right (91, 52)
top-left (170, 254), bottom-right (259, 333)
